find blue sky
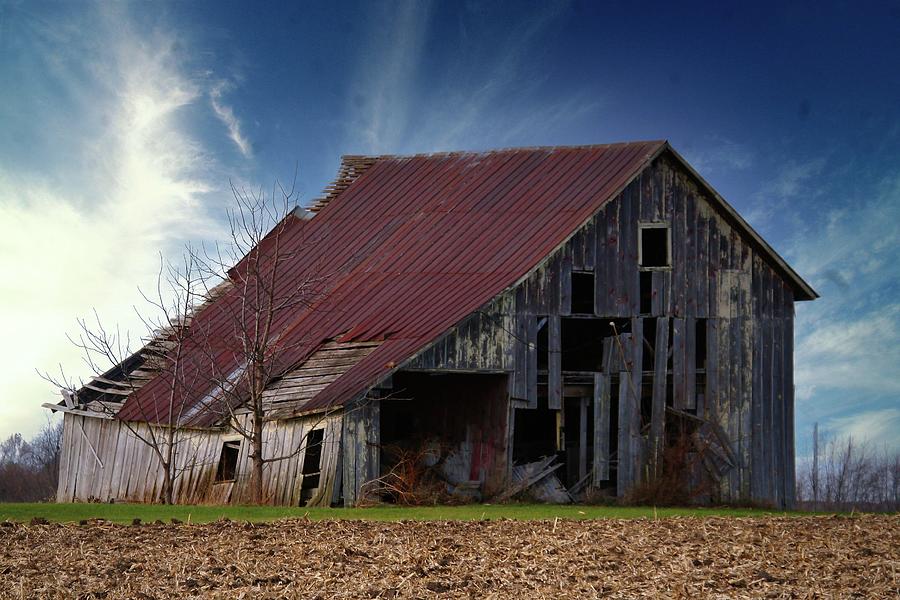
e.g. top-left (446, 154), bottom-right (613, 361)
top-left (1, 1), bottom-right (898, 455)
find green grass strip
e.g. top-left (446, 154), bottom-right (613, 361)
top-left (0, 502), bottom-right (807, 524)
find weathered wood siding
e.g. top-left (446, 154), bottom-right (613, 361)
top-left (56, 411), bottom-right (342, 506)
top-left (394, 153), bottom-right (798, 507)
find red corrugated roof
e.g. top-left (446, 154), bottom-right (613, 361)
top-left (118, 141), bottom-right (666, 425)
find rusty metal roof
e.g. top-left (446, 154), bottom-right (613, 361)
top-left (118, 141), bottom-right (675, 425)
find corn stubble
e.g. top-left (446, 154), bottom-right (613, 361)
top-left (0, 515), bottom-right (897, 598)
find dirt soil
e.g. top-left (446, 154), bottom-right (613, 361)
top-left (1, 515), bottom-right (897, 598)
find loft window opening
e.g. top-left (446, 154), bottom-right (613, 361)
top-left (300, 428), bottom-right (325, 502)
top-left (215, 440), bottom-right (240, 482)
top-left (639, 223), bottom-right (671, 268)
top-left (571, 271), bottom-right (595, 314)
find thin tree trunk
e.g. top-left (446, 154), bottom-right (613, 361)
top-left (251, 409), bottom-right (264, 503)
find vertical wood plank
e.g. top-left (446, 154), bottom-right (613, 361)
top-left (579, 397), bottom-right (588, 480)
top-left (583, 218), bottom-right (596, 270)
top-left (629, 319), bottom-right (644, 485)
top-left (651, 317), bottom-right (669, 478)
top-left (672, 318), bottom-right (686, 409)
top-left (548, 315), bottom-right (562, 410)
top-left (560, 254), bottom-right (572, 316)
top-left (595, 210), bottom-right (609, 315)
top-left (511, 287), bottom-right (528, 400)
top-left (696, 209), bottom-right (710, 318)
top-left (685, 190), bottom-right (697, 318)
top-left (526, 315), bottom-right (538, 409)
top-left (684, 316), bottom-right (697, 410)
top-left (592, 372), bottom-right (610, 484)
top-left (784, 297), bottom-right (796, 508)
top-left (671, 174), bottom-right (686, 316)
top-left (705, 319), bottom-right (719, 421)
top-left (616, 373), bottom-right (630, 497)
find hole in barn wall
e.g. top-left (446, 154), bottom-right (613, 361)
top-left (639, 271), bottom-right (653, 314)
top-left (571, 271), bottom-right (595, 314)
top-left (514, 394), bottom-right (558, 464)
top-left (300, 428), bottom-right (325, 504)
top-left (639, 224), bottom-right (671, 268)
top-left (560, 318), bottom-right (629, 372)
top-left (215, 441), bottom-right (240, 482)
top-left (695, 318), bottom-right (708, 370)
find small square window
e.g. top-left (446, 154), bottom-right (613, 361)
top-left (639, 224), bottom-right (670, 268)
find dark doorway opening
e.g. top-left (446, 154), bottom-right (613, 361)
top-left (215, 441), bottom-right (240, 482)
top-left (300, 428), bottom-right (325, 503)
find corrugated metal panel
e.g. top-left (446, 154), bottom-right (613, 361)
top-left (119, 142), bottom-right (666, 425)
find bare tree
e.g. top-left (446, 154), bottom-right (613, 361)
top-left (0, 419), bottom-right (62, 501)
top-left (797, 423), bottom-right (900, 512)
top-left (40, 252), bottom-right (212, 504)
top-left (188, 177), bottom-right (332, 504)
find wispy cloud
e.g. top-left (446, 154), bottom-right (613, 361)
top-left (0, 5), bottom-right (230, 438)
top-left (350, 0), bottom-right (434, 153)
top-left (824, 408), bottom-right (900, 451)
top-left (682, 135), bottom-right (754, 175)
top-left (345, 1), bottom-right (589, 154)
top-left (795, 304), bottom-right (900, 402)
top-left (744, 156), bottom-right (828, 226)
top-left (211, 81), bottom-right (253, 159)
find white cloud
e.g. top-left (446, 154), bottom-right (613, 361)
top-left (0, 6), bottom-right (228, 439)
top-left (211, 81), bottom-right (253, 159)
top-left (795, 304), bottom-right (900, 401)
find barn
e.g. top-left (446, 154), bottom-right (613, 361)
top-left (46, 141), bottom-right (816, 508)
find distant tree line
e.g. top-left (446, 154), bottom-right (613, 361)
top-left (796, 423), bottom-right (900, 513)
top-left (0, 420), bottom-right (62, 502)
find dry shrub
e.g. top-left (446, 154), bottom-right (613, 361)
top-left (358, 444), bottom-right (472, 506)
top-left (625, 432), bottom-right (711, 506)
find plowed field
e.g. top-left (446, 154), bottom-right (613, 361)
top-left (1, 515), bottom-right (897, 598)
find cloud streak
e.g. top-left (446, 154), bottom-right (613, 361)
top-left (345, 1), bottom-right (590, 154)
top-left (211, 82), bottom-right (253, 158)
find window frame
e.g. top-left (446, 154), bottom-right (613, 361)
top-left (638, 221), bottom-right (672, 270)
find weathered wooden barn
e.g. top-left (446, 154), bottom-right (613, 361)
top-left (47, 141), bottom-right (816, 508)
